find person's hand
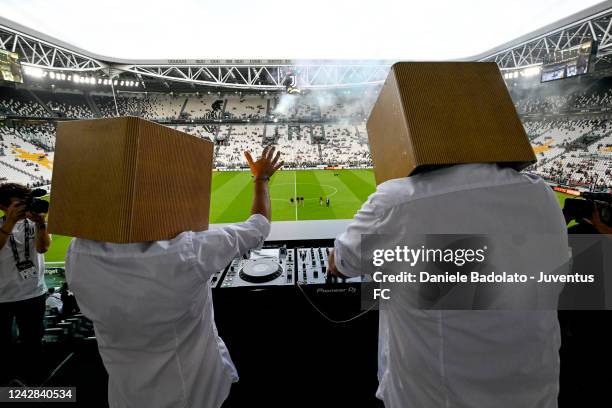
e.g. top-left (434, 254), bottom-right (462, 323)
top-left (327, 249), bottom-right (348, 278)
top-left (592, 204), bottom-right (612, 235)
top-left (244, 146), bottom-right (283, 180)
top-left (27, 212), bottom-right (46, 225)
top-left (4, 201), bottom-right (27, 225)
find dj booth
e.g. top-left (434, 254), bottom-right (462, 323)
top-left (212, 220), bottom-right (382, 407)
top-left (45, 220), bottom-right (383, 407)
top-left (41, 220), bottom-right (612, 407)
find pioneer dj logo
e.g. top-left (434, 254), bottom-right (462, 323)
top-left (315, 287), bottom-right (358, 295)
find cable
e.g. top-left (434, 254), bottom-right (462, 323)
top-left (40, 352), bottom-right (75, 386)
top-left (296, 281), bottom-right (377, 324)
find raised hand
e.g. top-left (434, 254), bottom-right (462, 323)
top-left (244, 146), bottom-right (283, 181)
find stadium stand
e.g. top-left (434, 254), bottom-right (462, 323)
top-left (1, 81), bottom-right (610, 190)
top-left (93, 94), bottom-right (145, 117)
top-left (0, 86), bottom-right (49, 117)
top-left (183, 94), bottom-right (222, 119)
top-left (92, 93), bottom-right (185, 120)
top-left (320, 96), bottom-right (365, 120)
top-left (0, 122), bottom-right (54, 186)
top-left (511, 77), bottom-right (612, 115)
top-left (321, 124), bottom-right (371, 166)
top-left (171, 124), bottom-right (215, 140)
top-left (225, 95), bottom-right (267, 120)
top-left (34, 90), bottom-right (95, 119)
top-left (278, 125), bottom-right (321, 167)
top-left (528, 120), bottom-right (591, 161)
top-left (590, 135), bottom-right (612, 156)
top-left (142, 94), bottom-right (185, 121)
top-left (534, 154), bottom-right (612, 190)
top-left (526, 118), bottom-right (612, 189)
top-left (215, 125), bottom-right (265, 168)
top-left (272, 94), bottom-right (320, 120)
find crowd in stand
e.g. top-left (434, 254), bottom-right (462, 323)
top-left (212, 124), bottom-right (371, 168)
top-left (526, 118), bottom-right (612, 190)
top-left (535, 155), bottom-right (611, 190)
top-left (225, 96), bottom-right (267, 120)
top-left (0, 89), bottom-right (48, 117)
top-left (512, 79), bottom-right (612, 115)
top-left (0, 85), bottom-right (610, 190)
top-left (0, 126), bottom-right (53, 186)
top-left (93, 94), bottom-right (144, 117)
top-left (47, 100), bottom-right (94, 119)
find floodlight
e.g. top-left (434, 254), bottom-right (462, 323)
top-left (24, 66), bottom-right (44, 78)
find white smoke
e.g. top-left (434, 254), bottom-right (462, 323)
top-left (272, 93), bottom-right (298, 117)
top-left (270, 59), bottom-right (390, 120)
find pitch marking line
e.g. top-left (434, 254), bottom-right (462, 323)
top-left (294, 171), bottom-right (298, 221)
top-left (269, 183), bottom-right (338, 202)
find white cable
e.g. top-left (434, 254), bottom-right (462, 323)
top-left (296, 281), bottom-right (377, 324)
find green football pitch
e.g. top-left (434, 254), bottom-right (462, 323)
top-left (44, 169), bottom-right (376, 262)
top-left (1, 169), bottom-right (574, 263)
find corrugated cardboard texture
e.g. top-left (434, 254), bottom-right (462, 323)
top-left (367, 62), bottom-right (536, 185)
top-left (48, 116), bottom-right (214, 243)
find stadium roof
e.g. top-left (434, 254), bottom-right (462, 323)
top-left (0, 0), bottom-right (607, 61)
top-left (2, 1), bottom-right (612, 91)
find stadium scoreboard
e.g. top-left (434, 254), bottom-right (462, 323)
top-left (541, 40), bottom-right (594, 83)
top-left (0, 49), bottom-right (23, 83)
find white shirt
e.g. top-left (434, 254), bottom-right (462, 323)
top-left (334, 164), bottom-right (569, 408)
top-left (65, 214), bottom-right (270, 408)
top-left (0, 219), bottom-right (46, 303)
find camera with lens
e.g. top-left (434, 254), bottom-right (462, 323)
top-left (18, 188), bottom-right (50, 214)
top-left (563, 192), bottom-right (611, 228)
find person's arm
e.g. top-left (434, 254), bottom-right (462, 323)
top-left (192, 147), bottom-right (283, 278)
top-left (244, 145), bottom-right (283, 221)
top-left (329, 195), bottom-right (381, 278)
top-left (0, 201), bottom-right (26, 251)
top-left (27, 212), bottom-right (50, 254)
top-left (327, 249), bottom-right (343, 277)
top-left (592, 204), bottom-right (612, 235)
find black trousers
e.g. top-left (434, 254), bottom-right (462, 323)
top-left (0, 294), bottom-right (46, 385)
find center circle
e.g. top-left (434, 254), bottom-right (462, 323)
top-left (269, 182), bottom-right (338, 201)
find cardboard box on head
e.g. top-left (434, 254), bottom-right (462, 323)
top-left (48, 116), bottom-right (214, 243)
top-left (366, 62), bottom-right (536, 185)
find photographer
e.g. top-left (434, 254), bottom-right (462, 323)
top-left (0, 182), bottom-right (50, 385)
top-left (558, 193), bottom-right (611, 404)
top-left (563, 196), bottom-right (612, 235)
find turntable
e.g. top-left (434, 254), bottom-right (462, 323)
top-left (216, 248), bottom-right (295, 288)
top-left (240, 259), bottom-right (283, 283)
